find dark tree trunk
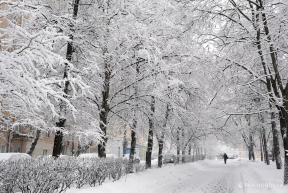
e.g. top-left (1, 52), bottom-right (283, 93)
top-left (27, 129), bottom-right (41, 156)
top-left (280, 103), bottom-right (288, 184)
top-left (182, 149), bottom-right (185, 163)
top-left (158, 136), bottom-right (164, 167)
top-left (53, 120), bottom-right (65, 157)
top-left (271, 111), bottom-right (282, 168)
top-left (123, 129), bottom-right (127, 156)
top-left (71, 136), bottom-right (75, 156)
top-left (245, 115), bottom-right (255, 161)
top-left (98, 108), bottom-right (108, 158)
top-left (157, 104), bottom-right (170, 168)
top-left (181, 127), bottom-right (185, 163)
top-left (98, 47), bottom-right (111, 158)
top-left (188, 143), bottom-right (192, 155)
top-left (272, 147), bottom-right (275, 162)
top-left (262, 127), bottom-right (270, 165)
top-left (249, 134), bottom-right (255, 161)
top-left (76, 143), bottom-right (81, 157)
top-left (52, 0), bottom-right (80, 158)
top-left (129, 119), bottom-right (137, 173)
top-left (146, 96), bottom-right (155, 169)
top-left (260, 134), bottom-right (263, 162)
top-left (176, 127), bottom-right (180, 164)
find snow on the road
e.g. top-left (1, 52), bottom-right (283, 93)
top-left (66, 159), bottom-right (287, 193)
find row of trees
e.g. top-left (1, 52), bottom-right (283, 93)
top-left (189, 0), bottom-right (288, 184)
top-left (0, 0), bottom-right (209, 166)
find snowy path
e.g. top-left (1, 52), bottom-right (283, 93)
top-left (67, 159), bottom-right (285, 193)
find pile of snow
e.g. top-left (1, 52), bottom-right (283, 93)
top-left (0, 153), bottom-right (31, 162)
top-left (78, 153), bottom-right (98, 158)
top-left (106, 154), bottom-right (118, 158)
top-left (122, 154), bottom-right (140, 160)
top-left (78, 153), bottom-right (118, 158)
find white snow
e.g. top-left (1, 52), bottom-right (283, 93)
top-left (78, 153), bottom-right (98, 158)
top-left (0, 153), bottom-right (31, 162)
top-left (66, 158), bottom-right (287, 193)
top-left (78, 153), bottom-right (118, 158)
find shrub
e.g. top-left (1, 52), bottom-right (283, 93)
top-left (0, 156), bottom-right (132, 193)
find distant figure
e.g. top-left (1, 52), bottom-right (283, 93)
top-left (223, 153), bottom-right (228, 164)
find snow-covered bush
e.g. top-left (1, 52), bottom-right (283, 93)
top-left (134, 162), bottom-right (146, 173)
top-left (0, 156), bottom-right (132, 193)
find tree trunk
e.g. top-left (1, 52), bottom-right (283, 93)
top-left (52, 0), bottom-right (80, 158)
top-left (97, 39), bottom-right (112, 158)
top-left (157, 104), bottom-right (170, 168)
top-left (271, 111), bottom-right (282, 169)
top-left (282, 98), bottom-right (288, 184)
top-left (272, 145), bottom-right (275, 162)
top-left (146, 96), bottom-right (155, 169)
top-left (27, 129), bottom-right (41, 156)
top-left (182, 149), bottom-right (185, 163)
top-left (129, 119), bottom-right (137, 173)
top-left (262, 127), bottom-right (270, 165)
top-left (176, 127), bottom-right (180, 164)
top-left (181, 127), bottom-right (185, 163)
top-left (123, 129), bottom-right (127, 156)
top-left (98, 57), bottom-right (110, 158)
top-left (249, 133), bottom-right (255, 161)
top-left (53, 120), bottom-right (65, 157)
top-left (188, 143), bottom-right (192, 155)
top-left (260, 134), bottom-right (263, 162)
top-left (158, 135), bottom-right (164, 168)
top-left (75, 142), bottom-right (81, 157)
top-left (71, 135), bottom-right (75, 156)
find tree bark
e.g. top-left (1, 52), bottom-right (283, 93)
top-left (146, 96), bottom-right (155, 169)
top-left (271, 111), bottom-right (282, 169)
top-left (158, 135), bottom-right (164, 167)
top-left (129, 118), bottom-right (137, 173)
top-left (262, 127), bottom-right (270, 165)
top-left (260, 133), bottom-right (263, 162)
top-left (123, 129), bottom-right (127, 156)
top-left (188, 143), bottom-right (192, 155)
top-left (52, 0), bottom-right (80, 158)
top-left (27, 129), bottom-right (41, 156)
top-left (176, 127), bottom-right (180, 164)
top-left (157, 104), bottom-right (170, 168)
top-left (282, 94), bottom-right (288, 184)
top-left (98, 54), bottom-right (110, 158)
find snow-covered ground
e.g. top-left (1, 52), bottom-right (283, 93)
top-left (66, 158), bottom-right (287, 193)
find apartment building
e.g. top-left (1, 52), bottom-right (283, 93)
top-left (0, 123), bottom-right (55, 156)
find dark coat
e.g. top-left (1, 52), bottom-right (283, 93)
top-left (223, 153), bottom-right (228, 160)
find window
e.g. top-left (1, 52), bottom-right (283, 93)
top-left (29, 126), bottom-right (36, 136)
top-left (1, 122), bottom-right (8, 131)
top-left (0, 145), bottom-right (6, 153)
top-left (14, 146), bottom-right (21, 153)
top-left (43, 150), bottom-right (47, 156)
top-left (15, 125), bottom-right (23, 133)
top-left (1, 117), bottom-right (9, 131)
top-left (44, 131), bottom-right (50, 138)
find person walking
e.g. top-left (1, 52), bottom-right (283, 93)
top-left (223, 153), bottom-right (228, 164)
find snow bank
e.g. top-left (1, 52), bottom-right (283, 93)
top-left (0, 153), bottom-right (31, 161)
top-left (78, 153), bottom-right (98, 158)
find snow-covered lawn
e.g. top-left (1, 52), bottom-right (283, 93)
top-left (66, 158), bottom-right (287, 193)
